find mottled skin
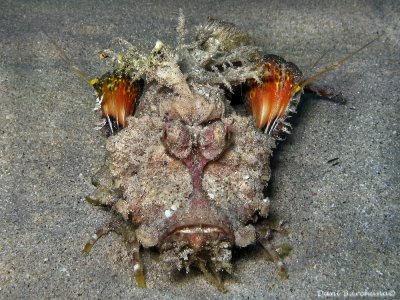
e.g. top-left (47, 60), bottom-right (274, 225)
top-left (84, 17), bottom-right (296, 290)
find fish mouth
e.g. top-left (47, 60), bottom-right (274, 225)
top-left (161, 223), bottom-right (233, 250)
top-left (175, 225), bottom-right (227, 234)
top-left (159, 223), bottom-right (234, 283)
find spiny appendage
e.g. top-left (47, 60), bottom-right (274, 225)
top-left (83, 218), bottom-right (146, 288)
top-left (161, 240), bottom-right (232, 292)
top-left (197, 258), bottom-right (228, 293)
top-left (256, 224), bottom-right (292, 280)
top-left (92, 71), bottom-right (143, 134)
top-left (258, 238), bottom-right (289, 279)
top-left (303, 84), bottom-right (346, 104)
top-left (248, 54), bottom-right (302, 135)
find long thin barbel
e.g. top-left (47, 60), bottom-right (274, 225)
top-left (43, 31), bottom-right (98, 86)
top-left (126, 233), bottom-right (146, 288)
top-left (294, 33), bottom-right (384, 93)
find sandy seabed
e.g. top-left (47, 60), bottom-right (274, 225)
top-left (0, 1), bottom-right (398, 299)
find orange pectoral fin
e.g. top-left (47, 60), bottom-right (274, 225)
top-left (97, 73), bottom-right (142, 131)
top-left (248, 55), bottom-right (302, 134)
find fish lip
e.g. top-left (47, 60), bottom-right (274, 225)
top-left (160, 223), bottom-right (234, 245)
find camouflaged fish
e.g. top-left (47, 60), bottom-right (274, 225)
top-left (78, 14), bottom-right (376, 291)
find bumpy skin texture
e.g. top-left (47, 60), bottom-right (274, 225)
top-left (85, 17), bottom-right (299, 289)
top-left (108, 114), bottom-right (274, 244)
